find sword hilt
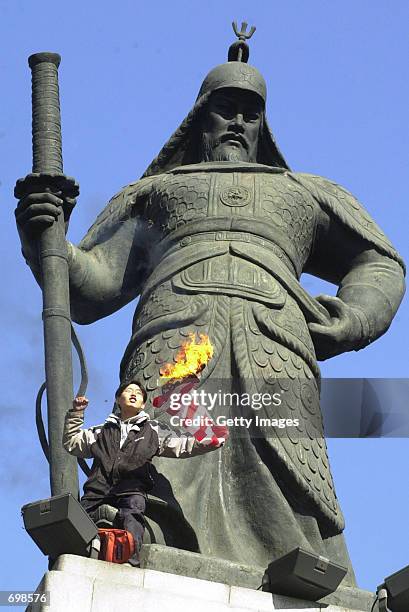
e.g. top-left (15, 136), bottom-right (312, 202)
top-left (28, 52), bottom-right (63, 175)
top-left (14, 52), bottom-right (79, 201)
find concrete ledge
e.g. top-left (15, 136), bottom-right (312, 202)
top-left (140, 542), bottom-right (266, 589)
top-left (319, 587), bottom-right (374, 611)
top-left (28, 570), bottom-right (94, 611)
top-left (28, 552), bottom-right (374, 612)
top-left (139, 545), bottom-right (374, 611)
top-left (53, 554), bottom-right (144, 588)
top-left (143, 568), bottom-right (231, 604)
top-left (229, 585), bottom-right (276, 611)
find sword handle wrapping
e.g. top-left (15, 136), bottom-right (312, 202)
top-left (28, 52), bottom-right (63, 175)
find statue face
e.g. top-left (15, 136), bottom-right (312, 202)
top-left (201, 88), bottom-right (263, 162)
top-left (117, 383), bottom-right (145, 417)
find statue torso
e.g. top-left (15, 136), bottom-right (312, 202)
top-left (130, 164), bottom-right (340, 529)
top-left (145, 163), bottom-right (320, 279)
top-left (133, 163), bottom-right (324, 371)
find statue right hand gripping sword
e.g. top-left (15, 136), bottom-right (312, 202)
top-left (15, 24), bottom-right (405, 584)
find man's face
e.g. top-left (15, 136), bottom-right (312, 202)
top-left (201, 88), bottom-right (263, 163)
top-left (117, 383), bottom-right (145, 417)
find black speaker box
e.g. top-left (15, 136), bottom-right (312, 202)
top-left (263, 547), bottom-right (347, 600)
top-left (382, 564), bottom-right (409, 612)
top-left (21, 493), bottom-right (98, 557)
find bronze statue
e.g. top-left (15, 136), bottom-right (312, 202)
top-left (15, 24), bottom-right (405, 584)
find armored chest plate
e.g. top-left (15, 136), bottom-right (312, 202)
top-left (147, 168), bottom-right (318, 270)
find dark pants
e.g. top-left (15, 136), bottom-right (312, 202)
top-left (81, 493), bottom-right (146, 566)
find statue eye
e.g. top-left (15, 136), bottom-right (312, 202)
top-left (213, 102), bottom-right (234, 117)
top-left (244, 112), bottom-right (260, 122)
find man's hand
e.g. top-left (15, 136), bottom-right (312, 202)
top-left (15, 190), bottom-right (76, 236)
top-left (198, 426), bottom-right (229, 448)
top-left (72, 396), bottom-right (89, 411)
top-left (308, 294), bottom-right (365, 360)
top-left (199, 435), bottom-right (226, 448)
top-left (212, 437), bottom-right (226, 448)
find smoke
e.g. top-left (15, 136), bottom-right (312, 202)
top-left (0, 402), bottom-right (48, 490)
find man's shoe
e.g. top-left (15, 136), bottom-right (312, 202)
top-left (126, 554), bottom-right (141, 568)
top-left (93, 504), bottom-right (118, 528)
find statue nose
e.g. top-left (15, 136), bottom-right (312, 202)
top-left (230, 113), bottom-right (244, 131)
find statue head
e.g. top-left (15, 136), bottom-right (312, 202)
top-left (142, 23), bottom-right (289, 177)
top-left (200, 87), bottom-right (264, 162)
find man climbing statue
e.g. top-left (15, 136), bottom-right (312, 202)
top-left (63, 380), bottom-right (225, 566)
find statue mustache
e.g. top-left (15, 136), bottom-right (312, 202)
top-left (219, 132), bottom-right (249, 150)
top-left (202, 132), bottom-right (249, 152)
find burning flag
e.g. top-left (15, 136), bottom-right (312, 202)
top-left (153, 332), bottom-right (228, 446)
top-left (159, 332), bottom-right (214, 380)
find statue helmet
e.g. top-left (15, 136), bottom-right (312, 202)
top-left (197, 22), bottom-right (267, 104)
top-left (142, 22), bottom-right (289, 177)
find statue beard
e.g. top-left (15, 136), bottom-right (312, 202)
top-left (200, 134), bottom-right (245, 163)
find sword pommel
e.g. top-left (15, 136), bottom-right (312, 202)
top-left (28, 52), bottom-right (61, 69)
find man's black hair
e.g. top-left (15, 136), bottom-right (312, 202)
top-left (115, 379), bottom-right (147, 403)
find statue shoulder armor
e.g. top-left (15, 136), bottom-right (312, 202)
top-left (290, 172), bottom-right (405, 270)
top-left (79, 175), bottom-right (158, 250)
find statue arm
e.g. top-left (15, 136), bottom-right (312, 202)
top-left (17, 178), bottom-right (154, 324)
top-left (335, 248), bottom-right (404, 344)
top-left (71, 179), bottom-right (158, 323)
top-left (308, 239), bottom-right (405, 359)
top-left (295, 173), bottom-right (405, 359)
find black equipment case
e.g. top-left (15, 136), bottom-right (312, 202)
top-left (21, 493), bottom-right (98, 558)
top-left (262, 547), bottom-right (347, 600)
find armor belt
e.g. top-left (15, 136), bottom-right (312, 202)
top-left (172, 253), bottom-right (287, 307)
top-left (145, 231), bottom-right (330, 325)
top-left (160, 230), bottom-right (297, 276)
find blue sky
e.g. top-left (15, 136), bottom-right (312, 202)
top-left (1, 0), bottom-right (409, 598)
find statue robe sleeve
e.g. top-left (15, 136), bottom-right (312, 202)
top-left (291, 173), bottom-right (405, 355)
top-left (67, 177), bottom-right (155, 324)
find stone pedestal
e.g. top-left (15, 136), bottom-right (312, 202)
top-left (27, 545), bottom-right (376, 612)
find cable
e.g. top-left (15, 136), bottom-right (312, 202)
top-left (35, 382), bottom-right (49, 462)
top-left (71, 324), bottom-right (89, 397)
top-left (370, 594), bottom-right (379, 612)
top-left (35, 324), bottom-right (91, 477)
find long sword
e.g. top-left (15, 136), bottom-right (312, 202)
top-left (15, 53), bottom-right (79, 497)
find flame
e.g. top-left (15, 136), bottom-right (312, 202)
top-left (160, 332), bottom-right (214, 381)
